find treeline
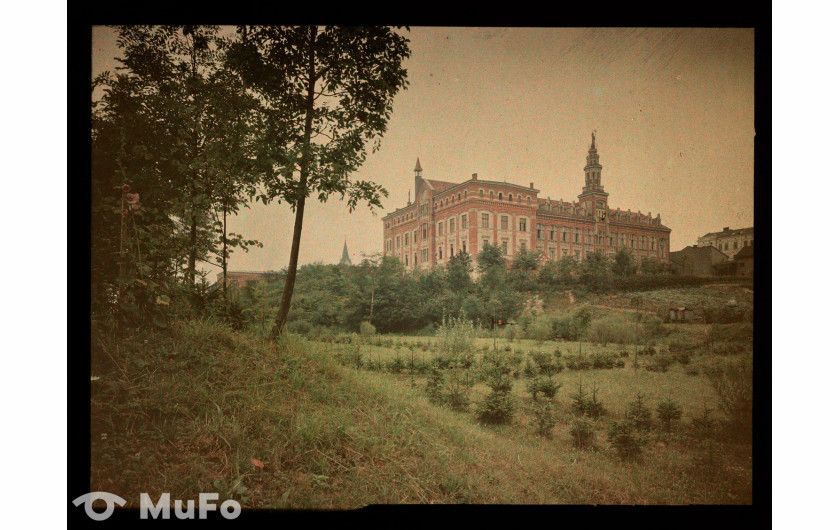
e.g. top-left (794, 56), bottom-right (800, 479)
top-left (235, 246), bottom-right (744, 334)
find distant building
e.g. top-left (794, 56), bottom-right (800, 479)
top-left (697, 226), bottom-right (754, 260)
top-left (669, 245), bottom-right (730, 276)
top-left (382, 133), bottom-right (671, 269)
top-left (339, 241), bottom-right (352, 266)
top-left (734, 245), bottom-right (754, 277)
top-left (214, 271), bottom-right (277, 300)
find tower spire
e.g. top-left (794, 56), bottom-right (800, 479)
top-left (414, 157), bottom-right (423, 176)
top-left (339, 240), bottom-right (352, 266)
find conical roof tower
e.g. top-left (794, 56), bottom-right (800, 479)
top-left (339, 240), bottom-right (352, 266)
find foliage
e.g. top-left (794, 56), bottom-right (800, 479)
top-left (226, 25), bottom-right (411, 336)
top-left (625, 393), bottom-right (653, 431)
top-left (570, 380), bottom-right (606, 418)
top-left (530, 397), bottom-right (556, 437)
top-left (611, 248), bottom-right (637, 276)
top-left (704, 355), bottom-right (753, 440)
top-left (656, 398), bottom-right (683, 432)
top-left (607, 420), bottom-right (645, 460)
top-left (569, 418), bottom-right (596, 449)
top-left (359, 321), bottom-right (377, 337)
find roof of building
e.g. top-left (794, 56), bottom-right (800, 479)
top-left (734, 245), bottom-right (754, 259)
top-left (339, 241), bottom-right (352, 265)
top-left (670, 244), bottom-right (728, 262)
top-left (414, 157), bottom-right (423, 172)
top-left (699, 226), bottom-right (754, 239)
top-left (425, 179), bottom-right (460, 193)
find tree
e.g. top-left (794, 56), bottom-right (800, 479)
top-left (580, 250), bottom-right (609, 290)
top-left (92, 25), bottom-right (261, 314)
top-left (446, 249), bottom-right (473, 293)
top-left (227, 26), bottom-right (411, 339)
top-left (612, 247), bottom-right (637, 276)
top-left (509, 247), bottom-right (541, 291)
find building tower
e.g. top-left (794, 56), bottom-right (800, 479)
top-left (578, 131), bottom-right (610, 217)
top-left (339, 240), bottom-right (352, 266)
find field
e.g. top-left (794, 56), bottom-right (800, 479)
top-left (90, 287), bottom-right (753, 507)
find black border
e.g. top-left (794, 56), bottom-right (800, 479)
top-left (72, 4), bottom-right (769, 527)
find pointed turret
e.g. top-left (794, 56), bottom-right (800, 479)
top-left (414, 157), bottom-right (423, 176)
top-left (339, 240), bottom-right (352, 266)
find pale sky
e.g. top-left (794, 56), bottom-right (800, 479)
top-left (92, 26), bottom-right (754, 274)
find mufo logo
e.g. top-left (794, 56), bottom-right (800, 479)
top-left (71, 492), bottom-right (127, 521)
top-left (72, 492), bottom-right (241, 520)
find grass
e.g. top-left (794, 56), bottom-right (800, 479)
top-left (91, 311), bottom-right (752, 507)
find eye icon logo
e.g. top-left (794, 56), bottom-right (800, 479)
top-left (72, 492), bottom-right (127, 521)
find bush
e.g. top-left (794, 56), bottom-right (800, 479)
top-left (645, 353), bottom-right (674, 373)
top-left (591, 351), bottom-right (621, 369)
top-left (387, 356), bottom-right (404, 373)
top-left (570, 381), bottom-right (606, 418)
top-left (359, 321), bottom-right (376, 337)
top-left (570, 418), bottom-right (596, 449)
top-left (626, 393), bottom-right (653, 431)
top-left (565, 356), bottom-right (592, 371)
top-left (530, 350), bottom-right (561, 375)
top-left (607, 420), bottom-right (645, 460)
top-left (704, 355), bottom-right (752, 440)
top-left (526, 375), bottom-right (560, 400)
top-left (476, 389), bottom-right (515, 424)
top-left (639, 344), bottom-right (657, 356)
top-left (425, 365), bottom-right (445, 403)
top-left (286, 319), bottom-right (313, 336)
top-left (656, 398), bottom-right (683, 432)
top-left (530, 397), bottom-right (555, 437)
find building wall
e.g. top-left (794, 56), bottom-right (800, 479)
top-left (697, 228), bottom-right (754, 260)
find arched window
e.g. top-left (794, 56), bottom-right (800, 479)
top-left (498, 192), bottom-right (503, 200)
top-left (457, 192), bottom-right (461, 201)
top-left (479, 189), bottom-right (484, 198)
top-left (518, 195), bottom-right (522, 203)
top-left (527, 196), bottom-right (531, 204)
top-left (509, 193), bottom-right (513, 201)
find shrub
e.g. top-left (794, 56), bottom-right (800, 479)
top-left (530, 397), bottom-right (555, 437)
top-left (359, 321), bottom-right (376, 336)
top-left (685, 365), bottom-right (700, 376)
top-left (527, 376), bottom-right (560, 400)
top-left (618, 350), bottom-right (630, 358)
top-left (625, 393), bottom-right (653, 431)
top-left (704, 355), bottom-right (752, 440)
top-left (570, 418), bottom-right (596, 449)
top-left (425, 365), bottom-right (445, 403)
top-left (566, 356), bottom-right (592, 371)
top-left (607, 420), bottom-right (645, 460)
top-left (570, 380), bottom-right (606, 418)
top-left (656, 398), bottom-right (683, 432)
top-left (476, 389), bottom-right (515, 424)
top-left (435, 315), bottom-right (478, 366)
top-left (523, 359), bottom-right (537, 378)
top-left (286, 319), bottom-right (313, 336)
top-left (639, 344), bottom-right (657, 356)
top-left (587, 316), bottom-right (636, 345)
top-left (530, 350), bottom-right (561, 375)
top-left (387, 356), bottom-right (404, 374)
top-left (591, 351), bottom-right (621, 369)
top-left (645, 353), bottom-right (674, 373)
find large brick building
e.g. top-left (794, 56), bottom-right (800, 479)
top-left (382, 134), bottom-right (671, 269)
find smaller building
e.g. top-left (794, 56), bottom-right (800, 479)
top-left (697, 226), bottom-right (754, 260)
top-left (734, 245), bottom-right (754, 277)
top-left (668, 307), bottom-right (694, 322)
top-left (669, 245), bottom-right (729, 276)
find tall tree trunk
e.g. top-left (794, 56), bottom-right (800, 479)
top-left (222, 199), bottom-right (228, 302)
top-left (269, 25), bottom-right (317, 341)
top-left (188, 214), bottom-right (197, 287)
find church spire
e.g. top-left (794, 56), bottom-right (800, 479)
top-left (339, 240), bottom-right (352, 266)
top-left (414, 157), bottom-right (423, 176)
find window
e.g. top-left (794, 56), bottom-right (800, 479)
top-left (457, 193), bottom-right (461, 201)
top-left (537, 224), bottom-right (543, 240)
top-left (450, 244), bottom-right (454, 257)
top-left (438, 222), bottom-right (443, 235)
top-left (483, 238), bottom-right (490, 248)
top-left (501, 215), bottom-right (508, 230)
top-left (520, 241), bottom-right (526, 251)
top-left (439, 247), bottom-right (443, 260)
top-left (422, 224), bottom-right (428, 239)
top-left (479, 189), bottom-right (484, 198)
top-left (518, 195), bottom-right (522, 203)
top-left (527, 196), bottom-right (531, 204)
top-left (498, 192), bottom-right (503, 200)
top-left (462, 242), bottom-right (466, 253)
top-left (414, 254), bottom-right (418, 265)
top-left (449, 218), bottom-right (455, 233)
top-left (575, 230), bottom-right (580, 243)
top-left (734, 241), bottom-right (739, 249)
top-left (519, 218), bottom-right (527, 231)
top-left (509, 193), bottom-right (513, 201)
top-left (413, 230), bottom-right (417, 243)
top-left (404, 233), bottom-right (409, 246)
top-left (724, 242), bottom-right (729, 251)
top-left (481, 213), bottom-right (490, 228)
top-left (461, 214), bottom-right (468, 229)
top-left (549, 248), bottom-right (556, 260)
top-left (561, 229), bottom-right (566, 242)
top-left (501, 239), bottom-right (508, 255)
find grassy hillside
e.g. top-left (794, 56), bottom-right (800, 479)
top-left (91, 314), bottom-right (751, 507)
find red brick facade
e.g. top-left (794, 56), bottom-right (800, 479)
top-left (382, 136), bottom-right (671, 270)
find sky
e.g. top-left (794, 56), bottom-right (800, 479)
top-left (92, 26), bottom-right (754, 274)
